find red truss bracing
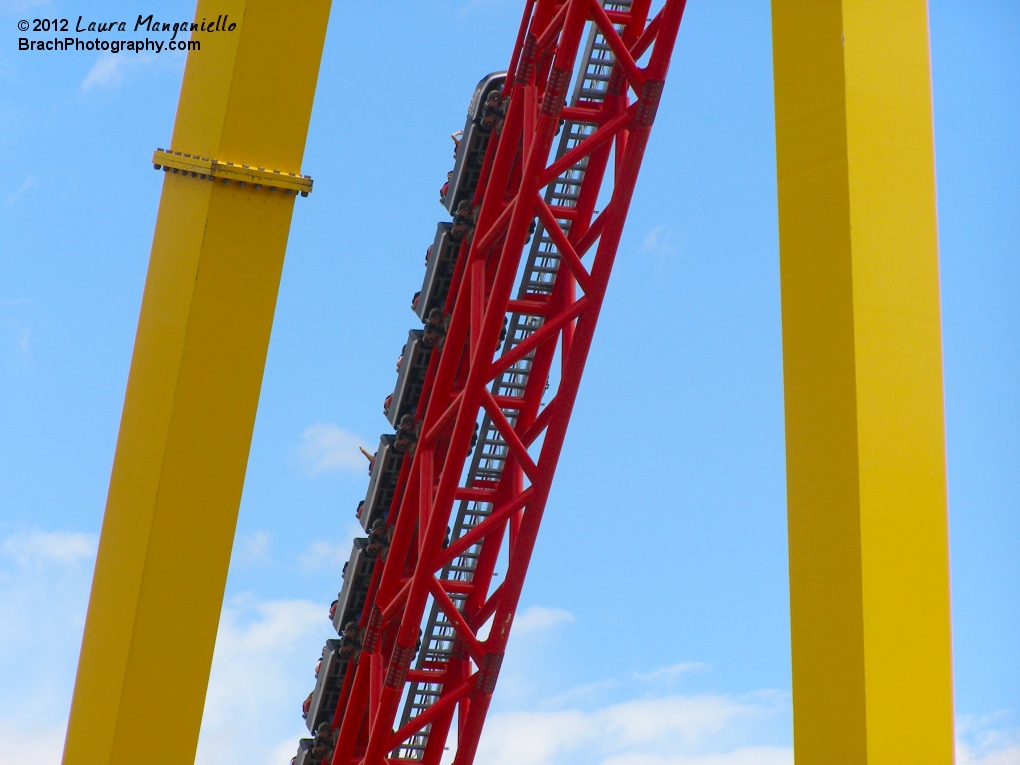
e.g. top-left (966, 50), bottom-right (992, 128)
top-left (328, 2), bottom-right (687, 763)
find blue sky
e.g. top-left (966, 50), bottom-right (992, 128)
top-left (1, 1), bottom-right (1017, 764)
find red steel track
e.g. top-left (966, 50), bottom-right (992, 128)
top-left (328, 2), bottom-right (687, 763)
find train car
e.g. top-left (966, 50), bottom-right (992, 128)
top-left (294, 738), bottom-right (315, 765)
top-left (443, 72), bottom-right (507, 215)
top-left (360, 434), bottom-right (403, 532)
top-left (384, 329), bottom-right (431, 428)
top-left (305, 639), bottom-right (345, 733)
top-left (415, 223), bottom-right (459, 322)
top-left (331, 538), bottom-right (377, 633)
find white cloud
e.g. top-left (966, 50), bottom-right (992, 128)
top-left (540, 680), bottom-right (620, 710)
top-left (636, 661), bottom-right (710, 682)
top-left (298, 521), bottom-right (361, 573)
top-left (79, 52), bottom-right (174, 94)
top-left (5, 174), bottom-right (36, 204)
top-left (596, 695), bottom-right (770, 748)
top-left (81, 54), bottom-right (129, 92)
top-left (0, 530), bottom-right (95, 765)
top-left (0, 528), bottom-right (334, 765)
top-left (477, 708), bottom-right (591, 765)
top-left (0, 301), bottom-right (34, 351)
top-left (298, 423), bottom-right (368, 476)
top-left (959, 748), bottom-right (1020, 765)
top-left (958, 713), bottom-right (1020, 765)
top-left (476, 691), bottom-right (790, 765)
top-left (0, 525), bottom-right (1011, 765)
top-left (0, 543), bottom-right (332, 765)
top-left (600, 748), bottom-right (792, 765)
top-left (1, 530), bottom-right (97, 567)
top-left (512, 605), bottom-right (575, 634)
top-left (643, 225), bottom-right (677, 256)
top-left (299, 539), bottom-right (350, 570)
top-left (196, 596), bottom-right (330, 765)
top-left (236, 531), bottom-right (272, 565)
top-left (0, 723), bottom-right (64, 765)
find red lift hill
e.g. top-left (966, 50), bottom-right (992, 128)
top-left (297, 2), bottom-right (686, 764)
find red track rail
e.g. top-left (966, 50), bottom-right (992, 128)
top-left (330, 2), bottom-right (687, 763)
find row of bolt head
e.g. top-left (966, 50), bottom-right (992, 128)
top-left (151, 163), bottom-right (309, 196)
top-left (156, 148), bottom-right (311, 179)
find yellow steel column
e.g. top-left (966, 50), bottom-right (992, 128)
top-left (771, 2), bottom-right (954, 763)
top-left (63, 2), bottom-right (330, 763)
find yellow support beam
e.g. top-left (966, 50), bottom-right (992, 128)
top-left (63, 2), bottom-right (331, 763)
top-left (771, 1), bottom-right (955, 763)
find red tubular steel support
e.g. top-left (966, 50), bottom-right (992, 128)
top-left (328, 2), bottom-right (688, 764)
